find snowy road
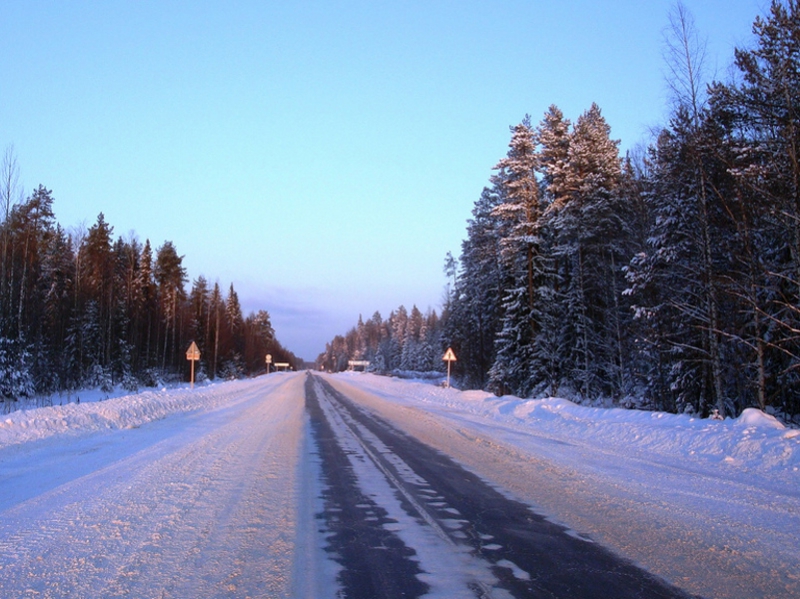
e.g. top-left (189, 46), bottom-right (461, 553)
top-left (0, 375), bottom-right (313, 598)
top-left (322, 374), bottom-right (800, 599)
top-left (307, 374), bottom-right (692, 598)
top-left (1, 372), bottom-right (798, 598)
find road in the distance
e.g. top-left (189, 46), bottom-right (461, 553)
top-left (306, 373), bottom-right (699, 599)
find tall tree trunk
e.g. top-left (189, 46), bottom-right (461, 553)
top-left (610, 252), bottom-right (626, 394)
top-left (577, 246), bottom-right (590, 398)
top-left (213, 302), bottom-right (220, 379)
top-left (17, 232), bottom-right (30, 340)
top-left (1, 146), bottom-right (19, 329)
top-left (699, 172), bottom-right (725, 416)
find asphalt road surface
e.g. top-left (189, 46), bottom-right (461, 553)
top-left (305, 373), bottom-right (699, 599)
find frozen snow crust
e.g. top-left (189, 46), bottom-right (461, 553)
top-left (338, 374), bottom-right (800, 478)
top-left (3, 372), bottom-right (797, 480)
top-left (0, 379), bottom-right (258, 449)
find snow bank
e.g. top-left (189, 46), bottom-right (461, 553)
top-left (0, 380), bottom-right (259, 449)
top-left (4, 370), bottom-right (798, 480)
top-left (335, 373), bottom-right (800, 478)
top-left (331, 373), bottom-right (800, 599)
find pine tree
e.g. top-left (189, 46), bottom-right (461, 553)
top-left (390, 306), bottom-right (408, 370)
top-left (154, 241), bottom-right (187, 371)
top-left (208, 282), bottom-right (223, 379)
top-left (134, 239), bottom-right (157, 373)
top-left (488, 117), bottom-right (544, 396)
top-left (244, 309), bottom-right (274, 372)
top-left (8, 186), bottom-right (56, 341)
top-left (445, 184), bottom-right (505, 388)
top-left (39, 225), bottom-right (75, 391)
top-left (401, 305), bottom-right (424, 370)
top-left (537, 105), bottom-right (572, 207)
top-left (81, 213), bottom-right (115, 368)
top-left (710, 0), bottom-right (800, 414)
top-left (545, 104), bottom-right (624, 399)
top-left (0, 337), bottom-right (34, 403)
top-left (114, 234), bottom-right (141, 372)
top-left (533, 106), bottom-right (573, 394)
top-left (188, 276), bottom-right (209, 359)
top-left (626, 109), bottom-right (741, 415)
top-left (223, 283), bottom-right (245, 376)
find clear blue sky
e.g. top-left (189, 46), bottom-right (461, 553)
top-left (1, 1), bottom-right (764, 360)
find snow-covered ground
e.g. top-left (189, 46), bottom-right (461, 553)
top-left (1, 371), bottom-right (798, 598)
top-left (327, 373), bottom-right (800, 599)
top-left (0, 374), bottom-right (319, 598)
top-left (329, 372), bottom-right (800, 479)
top-left (0, 382), bottom-right (231, 449)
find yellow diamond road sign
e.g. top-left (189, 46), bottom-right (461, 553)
top-left (442, 348), bottom-right (457, 362)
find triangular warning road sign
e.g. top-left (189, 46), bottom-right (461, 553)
top-left (442, 347), bottom-right (457, 362)
top-left (186, 341), bottom-right (201, 361)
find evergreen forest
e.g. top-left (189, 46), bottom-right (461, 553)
top-left (0, 186), bottom-right (300, 408)
top-left (319, 1), bottom-right (800, 422)
top-left (317, 306), bottom-right (444, 375)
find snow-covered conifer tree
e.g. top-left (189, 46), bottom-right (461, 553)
top-left (487, 117), bottom-right (544, 396)
top-left (445, 184), bottom-right (505, 388)
top-left (544, 104), bottom-right (625, 399)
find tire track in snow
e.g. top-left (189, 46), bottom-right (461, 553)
top-left (305, 373), bottom-right (430, 599)
top-left (0, 375), bottom-right (306, 599)
top-left (328, 374), bottom-right (800, 599)
top-left (309, 374), bottom-right (517, 598)
top-left (311, 374), bottom-right (700, 599)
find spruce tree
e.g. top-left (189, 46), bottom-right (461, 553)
top-left (446, 184), bottom-right (505, 388)
top-left (545, 104), bottom-right (624, 399)
top-left (488, 117), bottom-right (544, 396)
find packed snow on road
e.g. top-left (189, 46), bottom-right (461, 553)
top-left (1, 371), bottom-right (798, 598)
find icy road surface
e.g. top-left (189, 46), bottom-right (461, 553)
top-left (306, 374), bottom-right (692, 598)
top-left (1, 371), bottom-right (798, 598)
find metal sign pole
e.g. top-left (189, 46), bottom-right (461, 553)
top-left (442, 347), bottom-right (457, 389)
top-left (186, 341), bottom-right (201, 390)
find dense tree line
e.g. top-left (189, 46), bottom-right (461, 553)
top-left (444, 1), bottom-right (800, 420)
top-left (0, 179), bottom-right (299, 406)
top-left (317, 306), bottom-right (443, 375)
top-left (320, 3), bottom-right (800, 422)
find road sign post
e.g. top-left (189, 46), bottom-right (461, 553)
top-left (442, 347), bottom-right (457, 388)
top-left (266, 353), bottom-right (272, 374)
top-left (186, 341), bottom-right (201, 389)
